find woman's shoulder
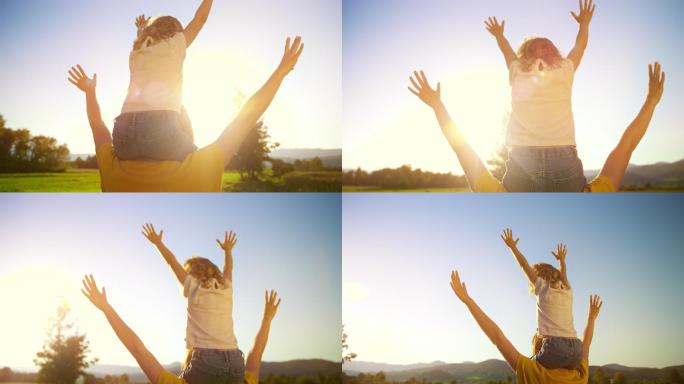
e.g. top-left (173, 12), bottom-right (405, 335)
top-left (157, 370), bottom-right (186, 384)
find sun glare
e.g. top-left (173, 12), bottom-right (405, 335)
top-left (182, 49), bottom-right (266, 147)
top-left (0, 265), bottom-right (84, 367)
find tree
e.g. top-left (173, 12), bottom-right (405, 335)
top-left (612, 372), bottom-right (626, 384)
top-left (34, 304), bottom-right (97, 384)
top-left (0, 116), bottom-right (71, 172)
top-left (487, 144), bottom-right (508, 181)
top-left (671, 368), bottom-right (684, 384)
top-left (228, 121), bottom-right (279, 180)
top-left (342, 325), bottom-right (357, 363)
top-left (592, 367), bottom-right (610, 384)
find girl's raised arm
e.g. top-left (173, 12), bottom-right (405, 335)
top-left (484, 17), bottom-right (517, 69)
top-left (567, 0), bottom-right (596, 70)
top-left (501, 228), bottom-right (537, 285)
top-left (184, 0), bottom-right (214, 47)
top-left (552, 243), bottom-right (571, 289)
top-left (142, 223), bottom-right (187, 285)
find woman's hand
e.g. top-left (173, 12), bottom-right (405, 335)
top-left (647, 62), bottom-right (665, 105)
top-left (81, 274), bottom-right (110, 312)
top-left (68, 65), bottom-right (97, 94)
top-left (450, 270), bottom-right (470, 303)
top-left (552, 243), bottom-right (567, 262)
top-left (571, 0), bottom-right (596, 26)
top-left (484, 16), bottom-right (505, 38)
top-left (500, 228), bottom-right (519, 249)
top-left (408, 70), bottom-right (442, 108)
top-left (135, 14), bottom-right (150, 30)
top-left (141, 223), bottom-right (164, 246)
top-left (264, 289), bottom-right (282, 321)
top-left (277, 36), bottom-right (304, 76)
top-left (216, 230), bottom-right (237, 253)
top-left (588, 294), bottom-right (602, 320)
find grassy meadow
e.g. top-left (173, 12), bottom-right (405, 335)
top-left (0, 169), bottom-right (341, 192)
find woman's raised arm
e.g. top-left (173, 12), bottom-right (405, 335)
top-left (81, 275), bottom-right (164, 384)
top-left (216, 36), bottom-right (304, 166)
top-left (450, 270), bottom-right (520, 370)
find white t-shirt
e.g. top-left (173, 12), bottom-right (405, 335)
top-left (533, 277), bottom-right (577, 338)
top-left (122, 32), bottom-right (186, 113)
top-left (183, 275), bottom-right (238, 349)
top-left (506, 58), bottom-right (576, 147)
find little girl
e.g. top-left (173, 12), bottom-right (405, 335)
top-left (484, 0), bottom-right (596, 191)
top-left (501, 228), bottom-right (583, 370)
top-left (113, 0), bottom-right (213, 161)
top-left (142, 223), bottom-right (244, 384)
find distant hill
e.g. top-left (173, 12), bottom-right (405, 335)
top-left (344, 359), bottom-right (684, 383)
top-left (585, 158), bottom-right (684, 188)
top-left (11, 359), bottom-right (340, 383)
top-left (344, 361), bottom-right (447, 374)
top-left (270, 148), bottom-right (342, 169)
top-left (70, 148), bottom-right (343, 168)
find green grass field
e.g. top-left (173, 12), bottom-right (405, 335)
top-left (343, 185), bottom-right (471, 192)
top-left (0, 169), bottom-right (341, 192)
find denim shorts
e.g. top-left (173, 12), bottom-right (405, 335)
top-left (502, 146), bottom-right (587, 192)
top-left (112, 110), bottom-right (196, 161)
top-left (533, 336), bottom-right (583, 370)
top-left (181, 348), bottom-right (245, 384)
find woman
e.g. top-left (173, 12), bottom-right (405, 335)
top-left (448, 269), bottom-right (602, 383)
top-left (81, 274), bottom-right (281, 384)
top-left (67, 36), bottom-right (304, 192)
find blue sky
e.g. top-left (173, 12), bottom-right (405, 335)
top-left (0, 194), bottom-right (341, 367)
top-left (343, 194), bottom-right (684, 367)
top-left (0, 0), bottom-right (341, 154)
top-left (343, 0), bottom-right (684, 172)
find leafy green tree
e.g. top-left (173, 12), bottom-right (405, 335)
top-left (34, 304), bottom-right (97, 384)
top-left (229, 121), bottom-right (279, 180)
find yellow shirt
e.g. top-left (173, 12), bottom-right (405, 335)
top-left (516, 355), bottom-right (589, 384)
top-left (95, 142), bottom-right (225, 192)
top-left (158, 370), bottom-right (257, 384)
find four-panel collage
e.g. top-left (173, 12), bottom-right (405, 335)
top-left (1, 1), bottom-right (683, 384)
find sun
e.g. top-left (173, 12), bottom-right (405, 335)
top-left (0, 265), bottom-right (83, 367)
top-left (182, 49), bottom-right (267, 147)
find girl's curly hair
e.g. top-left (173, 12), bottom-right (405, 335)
top-left (516, 37), bottom-right (564, 72)
top-left (133, 16), bottom-right (183, 51)
top-left (184, 256), bottom-right (226, 289)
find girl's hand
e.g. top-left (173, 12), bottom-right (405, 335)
top-left (484, 16), bottom-right (505, 38)
top-left (408, 70), bottom-right (441, 108)
top-left (81, 274), bottom-right (109, 311)
top-left (277, 36), bottom-right (304, 76)
top-left (68, 65), bottom-right (97, 93)
top-left (264, 289), bottom-right (282, 321)
top-left (141, 223), bottom-right (164, 245)
top-left (571, 0), bottom-right (596, 26)
top-left (552, 243), bottom-right (567, 262)
top-left (500, 228), bottom-right (519, 248)
top-left (449, 270), bottom-right (470, 303)
top-left (647, 62), bottom-right (665, 104)
top-left (216, 230), bottom-right (237, 253)
top-left (588, 294), bottom-right (602, 320)
top-left (135, 14), bottom-right (150, 30)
